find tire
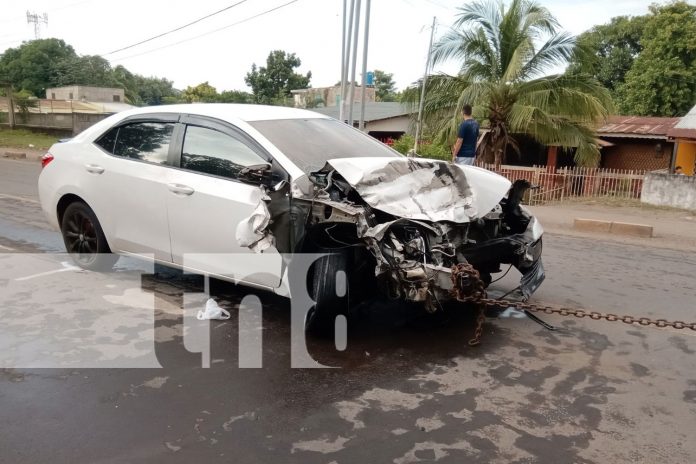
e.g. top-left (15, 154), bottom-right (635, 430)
top-left (60, 201), bottom-right (118, 271)
top-left (305, 250), bottom-right (350, 336)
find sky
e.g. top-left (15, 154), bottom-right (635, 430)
top-left (1, 0), bottom-right (654, 93)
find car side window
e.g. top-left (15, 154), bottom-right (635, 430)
top-left (95, 127), bottom-right (118, 154)
top-left (111, 122), bottom-right (174, 164)
top-left (181, 125), bottom-right (268, 180)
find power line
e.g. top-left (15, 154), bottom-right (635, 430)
top-left (103, 0), bottom-right (249, 56)
top-left (110, 0), bottom-right (300, 63)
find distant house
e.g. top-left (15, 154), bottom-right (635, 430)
top-left (1, 86), bottom-right (134, 134)
top-left (291, 85), bottom-right (375, 109)
top-left (311, 102), bottom-right (413, 143)
top-left (596, 116), bottom-right (678, 171)
top-left (46, 85), bottom-right (126, 103)
top-left (666, 105), bottom-right (696, 175)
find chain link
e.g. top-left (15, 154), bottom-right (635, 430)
top-left (450, 265), bottom-right (696, 345)
top-left (451, 263), bottom-right (487, 346)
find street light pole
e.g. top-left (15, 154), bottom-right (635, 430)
top-left (413, 16), bottom-right (436, 155)
top-left (358, 0), bottom-right (371, 131)
top-left (4, 84), bottom-right (15, 129)
top-left (340, 0), bottom-right (355, 122)
top-left (347, 0), bottom-right (362, 126)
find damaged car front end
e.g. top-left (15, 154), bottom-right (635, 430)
top-left (289, 157), bottom-right (545, 317)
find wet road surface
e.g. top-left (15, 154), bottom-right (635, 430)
top-left (1, 159), bottom-right (695, 463)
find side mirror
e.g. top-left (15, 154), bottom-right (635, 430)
top-left (239, 162), bottom-right (271, 176)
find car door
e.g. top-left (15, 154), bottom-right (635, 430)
top-left (89, 115), bottom-right (177, 261)
top-left (165, 116), bottom-right (285, 288)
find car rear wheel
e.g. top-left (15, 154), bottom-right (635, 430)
top-left (61, 201), bottom-right (118, 271)
top-left (306, 250), bottom-right (350, 336)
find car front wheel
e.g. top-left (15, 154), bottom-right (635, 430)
top-left (61, 201), bottom-right (118, 271)
top-left (306, 250), bottom-right (350, 336)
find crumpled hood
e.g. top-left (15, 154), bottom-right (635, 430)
top-left (324, 157), bottom-right (511, 223)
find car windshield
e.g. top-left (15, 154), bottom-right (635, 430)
top-left (249, 118), bottom-right (402, 174)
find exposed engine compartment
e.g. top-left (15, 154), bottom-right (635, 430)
top-left (288, 158), bottom-right (545, 310)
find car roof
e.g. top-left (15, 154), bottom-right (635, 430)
top-left (116, 103), bottom-right (330, 122)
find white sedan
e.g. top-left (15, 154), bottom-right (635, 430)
top-left (38, 104), bottom-right (544, 333)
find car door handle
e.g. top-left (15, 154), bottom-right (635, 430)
top-left (167, 183), bottom-right (195, 196)
top-left (85, 164), bottom-right (104, 174)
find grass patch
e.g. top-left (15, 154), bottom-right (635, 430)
top-left (0, 127), bottom-right (60, 150)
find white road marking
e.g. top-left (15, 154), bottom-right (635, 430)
top-left (0, 193), bottom-right (40, 204)
top-left (15, 261), bottom-right (85, 281)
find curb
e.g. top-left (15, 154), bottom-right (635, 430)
top-left (574, 218), bottom-right (653, 238)
top-left (1, 151), bottom-right (27, 160)
top-left (0, 150), bottom-right (43, 162)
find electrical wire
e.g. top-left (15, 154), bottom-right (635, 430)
top-left (490, 264), bottom-right (513, 284)
top-left (103, 0), bottom-right (249, 55)
top-left (110, 0), bottom-right (300, 63)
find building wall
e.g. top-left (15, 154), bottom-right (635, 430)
top-left (600, 138), bottom-right (672, 171)
top-left (46, 86), bottom-right (125, 103)
top-left (365, 116), bottom-right (411, 134)
top-left (674, 140), bottom-right (696, 175)
top-left (0, 111), bottom-right (110, 134)
top-left (641, 172), bottom-right (696, 211)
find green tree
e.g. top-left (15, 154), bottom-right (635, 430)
top-left (571, 16), bottom-right (646, 94)
top-left (50, 55), bottom-right (118, 89)
top-left (217, 89), bottom-right (253, 103)
top-left (405, 0), bottom-right (612, 166)
top-left (244, 50), bottom-right (311, 104)
top-left (183, 81), bottom-right (219, 103)
top-left (135, 76), bottom-right (179, 105)
top-left (392, 134), bottom-right (449, 160)
top-left (0, 39), bottom-right (77, 96)
top-left (13, 89), bottom-right (38, 122)
top-left (373, 69), bottom-right (399, 101)
top-left (617, 2), bottom-right (696, 116)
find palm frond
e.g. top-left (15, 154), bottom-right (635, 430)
top-left (454, 0), bottom-right (502, 53)
top-left (518, 32), bottom-right (576, 79)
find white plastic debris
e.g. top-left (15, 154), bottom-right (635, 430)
top-left (196, 298), bottom-right (231, 321)
top-left (235, 189), bottom-right (276, 253)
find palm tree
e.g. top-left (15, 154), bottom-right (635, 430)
top-left (409, 0), bottom-right (613, 166)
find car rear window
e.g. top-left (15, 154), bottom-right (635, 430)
top-left (249, 118), bottom-right (401, 174)
top-left (95, 122), bottom-right (174, 165)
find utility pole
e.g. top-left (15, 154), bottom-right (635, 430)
top-left (347, 0), bottom-right (362, 126)
top-left (4, 84), bottom-right (16, 129)
top-left (413, 17), bottom-right (436, 155)
top-left (358, 0), bottom-right (371, 131)
top-left (26, 11), bottom-right (48, 39)
top-left (339, 0), bottom-right (355, 123)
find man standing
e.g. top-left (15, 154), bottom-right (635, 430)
top-left (452, 104), bottom-right (479, 166)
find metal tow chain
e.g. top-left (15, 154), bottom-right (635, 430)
top-left (451, 264), bottom-right (696, 345)
top-left (451, 263), bottom-right (488, 346)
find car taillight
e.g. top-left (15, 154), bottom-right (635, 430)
top-left (41, 153), bottom-right (54, 168)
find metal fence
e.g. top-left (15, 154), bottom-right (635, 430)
top-left (479, 164), bottom-right (647, 205)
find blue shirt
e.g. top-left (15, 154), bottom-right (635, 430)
top-left (456, 119), bottom-right (479, 158)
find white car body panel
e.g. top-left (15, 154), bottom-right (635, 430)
top-left (165, 168), bottom-right (282, 288)
top-left (325, 157), bottom-right (512, 223)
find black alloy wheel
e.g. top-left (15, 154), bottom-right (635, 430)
top-left (61, 202), bottom-right (118, 271)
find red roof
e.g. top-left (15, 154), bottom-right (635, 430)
top-left (598, 116), bottom-right (680, 139)
top-left (666, 127), bottom-right (696, 139)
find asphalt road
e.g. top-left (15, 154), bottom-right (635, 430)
top-left (1, 158), bottom-right (695, 464)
